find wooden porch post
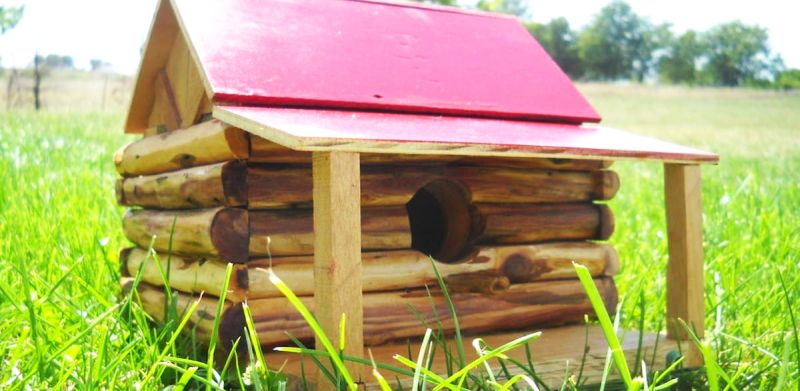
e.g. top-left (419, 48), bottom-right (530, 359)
top-left (664, 163), bottom-right (705, 368)
top-left (313, 151), bottom-right (363, 387)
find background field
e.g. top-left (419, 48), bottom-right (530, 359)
top-left (0, 82), bottom-right (798, 388)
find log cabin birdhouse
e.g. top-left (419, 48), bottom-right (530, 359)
top-left (116, 0), bottom-right (719, 387)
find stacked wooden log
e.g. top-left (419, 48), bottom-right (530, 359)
top-left (117, 119), bottom-right (621, 350)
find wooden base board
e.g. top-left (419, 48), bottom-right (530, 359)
top-left (264, 325), bottom-right (678, 389)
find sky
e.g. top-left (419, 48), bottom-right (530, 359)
top-left (0, 0), bottom-right (798, 74)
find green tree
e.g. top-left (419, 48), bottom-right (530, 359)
top-left (411, 0), bottom-right (458, 6)
top-left (632, 22), bottom-right (672, 82)
top-left (659, 30), bottom-right (704, 84)
top-left (775, 69), bottom-right (800, 90)
top-left (526, 18), bottom-right (583, 78)
top-left (578, 1), bottom-right (667, 81)
top-left (476, 0), bottom-right (529, 18)
top-left (702, 21), bottom-right (781, 86)
top-left (0, 6), bottom-right (24, 34)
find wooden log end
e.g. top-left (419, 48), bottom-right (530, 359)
top-left (218, 302), bottom-right (246, 352)
top-left (593, 170), bottom-right (620, 201)
top-left (113, 144), bottom-right (128, 175)
top-left (119, 277), bottom-right (135, 296)
top-left (119, 247), bottom-right (134, 277)
top-left (602, 245), bottom-right (621, 276)
top-left (115, 179), bottom-right (126, 206)
top-left (211, 208), bottom-right (250, 263)
top-left (224, 127), bottom-right (250, 160)
top-left (221, 161), bottom-right (248, 206)
top-left (599, 277), bottom-right (619, 316)
top-left (597, 204), bottom-right (616, 240)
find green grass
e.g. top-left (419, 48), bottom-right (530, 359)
top-left (581, 84), bottom-right (800, 388)
top-left (1, 84), bottom-right (799, 389)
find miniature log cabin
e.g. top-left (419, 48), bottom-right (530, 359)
top-left (116, 0), bottom-right (718, 387)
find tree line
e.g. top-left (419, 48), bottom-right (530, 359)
top-left (417, 0), bottom-right (800, 89)
top-left (3, 2), bottom-right (799, 89)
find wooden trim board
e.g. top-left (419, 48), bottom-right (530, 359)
top-left (664, 163), bottom-right (705, 367)
top-left (265, 325), bottom-right (677, 389)
top-left (312, 151), bottom-right (364, 385)
top-left (214, 106), bottom-right (719, 164)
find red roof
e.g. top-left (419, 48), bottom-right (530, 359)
top-left (127, 0), bottom-right (718, 163)
top-left (173, 0), bottom-right (600, 123)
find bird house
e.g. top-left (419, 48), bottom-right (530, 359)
top-left (115, 0), bottom-right (718, 387)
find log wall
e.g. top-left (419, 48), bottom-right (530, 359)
top-left (115, 119), bottom-right (622, 348)
top-left (126, 277), bottom-right (618, 349)
top-left (117, 162), bottom-right (619, 209)
top-left (121, 242), bottom-right (619, 301)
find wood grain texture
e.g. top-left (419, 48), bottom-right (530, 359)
top-left (122, 207), bottom-right (249, 263)
top-left (125, 0), bottom-right (180, 132)
top-left (164, 30), bottom-right (206, 129)
top-left (120, 242), bottom-right (619, 300)
top-left (120, 247), bottom-right (249, 300)
top-left (251, 135), bottom-right (614, 171)
top-left (120, 162), bottom-right (618, 210)
top-left (249, 164), bottom-right (619, 208)
top-left (148, 69), bottom-right (181, 131)
top-left (312, 151), bottom-right (363, 382)
top-left (117, 161), bottom-right (247, 209)
top-left (115, 120), bottom-right (248, 177)
top-left (150, 277), bottom-right (615, 349)
top-left (478, 203), bottom-right (614, 245)
top-left (664, 163), bottom-right (705, 367)
top-left (125, 202), bottom-right (613, 260)
top-left (249, 202), bottom-right (613, 257)
top-left (248, 206), bottom-right (412, 256)
top-left (216, 106), bottom-right (719, 164)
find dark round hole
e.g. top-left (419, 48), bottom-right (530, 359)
top-left (406, 188), bottom-right (446, 256)
top-left (405, 179), bottom-right (473, 263)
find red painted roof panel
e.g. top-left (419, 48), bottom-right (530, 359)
top-left (216, 106), bottom-right (719, 163)
top-left (173, 0), bottom-right (600, 123)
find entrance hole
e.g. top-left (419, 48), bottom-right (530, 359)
top-left (405, 179), bottom-right (475, 263)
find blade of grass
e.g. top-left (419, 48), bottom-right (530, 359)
top-left (206, 263), bottom-right (233, 390)
top-left (678, 319), bottom-right (739, 391)
top-left (285, 333), bottom-right (337, 384)
top-left (495, 374), bottom-right (539, 391)
top-left (158, 361), bottom-right (224, 390)
top-left (778, 271), bottom-right (799, 379)
top-left (633, 290), bottom-right (646, 377)
top-left (574, 262), bottom-right (633, 387)
top-left (369, 350), bottom-right (393, 391)
top-left (393, 354), bottom-right (461, 391)
top-left (433, 332), bottom-right (542, 391)
top-left (472, 338), bottom-right (496, 384)
top-left (775, 332), bottom-right (792, 391)
top-left (277, 346), bottom-right (415, 377)
top-left (267, 268), bottom-right (357, 389)
top-left (46, 303), bottom-right (121, 362)
top-left (429, 257), bottom-right (466, 368)
top-left (142, 295), bottom-right (202, 385)
top-left (174, 366), bottom-right (199, 391)
top-left (413, 328), bottom-right (433, 391)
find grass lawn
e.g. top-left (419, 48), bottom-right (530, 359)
top-left (0, 84), bottom-right (798, 389)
